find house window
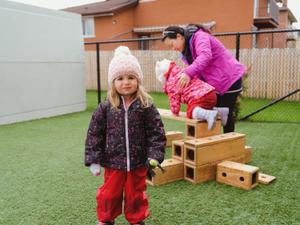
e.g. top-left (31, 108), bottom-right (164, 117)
top-left (253, 0), bottom-right (258, 18)
top-left (82, 17), bottom-right (95, 37)
top-left (267, 0), bottom-right (270, 15)
top-left (138, 35), bottom-right (150, 50)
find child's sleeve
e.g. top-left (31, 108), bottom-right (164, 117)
top-left (84, 102), bottom-right (107, 167)
top-left (144, 105), bottom-right (166, 163)
top-left (169, 93), bottom-right (181, 116)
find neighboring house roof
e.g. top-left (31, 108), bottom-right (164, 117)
top-left (63, 0), bottom-right (138, 16)
top-left (133, 21), bottom-right (216, 33)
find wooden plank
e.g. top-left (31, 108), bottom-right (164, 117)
top-left (258, 173), bottom-right (276, 184)
top-left (158, 108), bottom-right (199, 123)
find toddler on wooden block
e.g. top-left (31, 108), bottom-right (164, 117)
top-left (155, 59), bottom-right (229, 130)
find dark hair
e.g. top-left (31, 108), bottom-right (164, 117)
top-left (162, 24), bottom-right (209, 64)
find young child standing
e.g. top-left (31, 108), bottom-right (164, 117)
top-left (85, 46), bottom-right (166, 225)
top-left (155, 59), bottom-right (229, 130)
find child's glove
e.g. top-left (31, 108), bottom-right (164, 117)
top-left (146, 158), bottom-right (165, 179)
top-left (89, 163), bottom-right (101, 176)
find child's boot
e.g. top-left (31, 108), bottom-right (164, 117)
top-left (213, 107), bottom-right (229, 126)
top-left (130, 222), bottom-right (145, 225)
top-left (192, 107), bottom-right (218, 130)
top-left (98, 222), bottom-right (114, 225)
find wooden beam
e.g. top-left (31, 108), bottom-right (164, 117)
top-left (158, 108), bottom-right (199, 123)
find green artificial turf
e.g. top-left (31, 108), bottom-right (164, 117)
top-left (87, 91), bottom-right (300, 123)
top-left (239, 97), bottom-right (300, 123)
top-left (0, 91), bottom-right (299, 225)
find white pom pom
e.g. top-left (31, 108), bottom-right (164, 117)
top-left (114, 46), bottom-right (131, 57)
top-left (155, 59), bottom-right (171, 84)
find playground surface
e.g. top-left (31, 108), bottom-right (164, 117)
top-left (0, 91), bottom-right (299, 225)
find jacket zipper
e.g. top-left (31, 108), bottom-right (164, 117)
top-left (121, 97), bottom-right (137, 172)
top-left (124, 109), bottom-right (130, 171)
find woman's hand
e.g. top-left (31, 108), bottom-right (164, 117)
top-left (178, 73), bottom-right (191, 89)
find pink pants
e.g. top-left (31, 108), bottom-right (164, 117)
top-left (96, 166), bottom-right (150, 224)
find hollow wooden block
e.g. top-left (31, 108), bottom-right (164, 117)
top-left (184, 132), bottom-right (246, 166)
top-left (165, 131), bottom-right (183, 147)
top-left (185, 119), bottom-right (221, 139)
top-left (146, 158), bottom-right (184, 186)
top-left (216, 161), bottom-right (259, 190)
top-left (172, 140), bottom-right (185, 161)
top-left (184, 154), bottom-right (246, 184)
top-left (244, 146), bottom-right (252, 163)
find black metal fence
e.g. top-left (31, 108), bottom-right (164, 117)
top-left (85, 29), bottom-right (300, 123)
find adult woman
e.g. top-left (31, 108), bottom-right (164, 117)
top-left (162, 24), bottom-right (246, 133)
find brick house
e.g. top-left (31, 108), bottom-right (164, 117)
top-left (64, 0), bottom-right (298, 50)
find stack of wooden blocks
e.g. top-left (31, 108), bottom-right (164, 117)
top-left (146, 109), bottom-right (264, 190)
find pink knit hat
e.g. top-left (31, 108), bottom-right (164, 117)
top-left (108, 46), bottom-right (143, 85)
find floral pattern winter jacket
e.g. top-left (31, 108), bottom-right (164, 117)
top-left (163, 62), bottom-right (215, 115)
top-left (85, 98), bottom-right (166, 171)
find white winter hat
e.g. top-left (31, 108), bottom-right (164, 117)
top-left (108, 46), bottom-right (143, 85)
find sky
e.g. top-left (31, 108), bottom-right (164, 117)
top-left (5, 0), bottom-right (300, 28)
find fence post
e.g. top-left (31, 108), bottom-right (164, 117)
top-left (235, 32), bottom-right (240, 60)
top-left (96, 43), bottom-right (101, 104)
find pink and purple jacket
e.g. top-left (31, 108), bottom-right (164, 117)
top-left (182, 29), bottom-right (246, 95)
top-left (163, 62), bottom-right (215, 116)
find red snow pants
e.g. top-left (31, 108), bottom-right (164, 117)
top-left (186, 91), bottom-right (217, 119)
top-left (96, 166), bottom-right (150, 224)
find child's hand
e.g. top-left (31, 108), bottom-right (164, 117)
top-left (146, 158), bottom-right (158, 179)
top-left (89, 164), bottom-right (101, 176)
top-left (149, 158), bottom-right (159, 168)
top-left (146, 158), bottom-right (165, 179)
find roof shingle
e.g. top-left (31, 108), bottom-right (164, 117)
top-left (63, 0), bottom-right (138, 16)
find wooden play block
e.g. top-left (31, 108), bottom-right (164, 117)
top-left (172, 140), bottom-right (185, 161)
top-left (184, 132), bottom-right (246, 166)
top-left (147, 158), bottom-right (184, 186)
top-left (258, 173), bottom-right (276, 184)
top-left (216, 161), bottom-right (259, 190)
top-left (158, 108), bottom-right (221, 139)
top-left (185, 119), bottom-right (221, 139)
top-left (158, 108), bottom-right (192, 122)
top-left (244, 146), bottom-right (252, 163)
top-left (184, 154), bottom-right (245, 184)
top-left (165, 131), bottom-right (183, 147)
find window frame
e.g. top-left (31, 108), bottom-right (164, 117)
top-left (138, 34), bottom-right (151, 50)
top-left (82, 16), bottom-right (95, 38)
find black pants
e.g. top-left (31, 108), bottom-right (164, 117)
top-left (216, 78), bottom-right (242, 133)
